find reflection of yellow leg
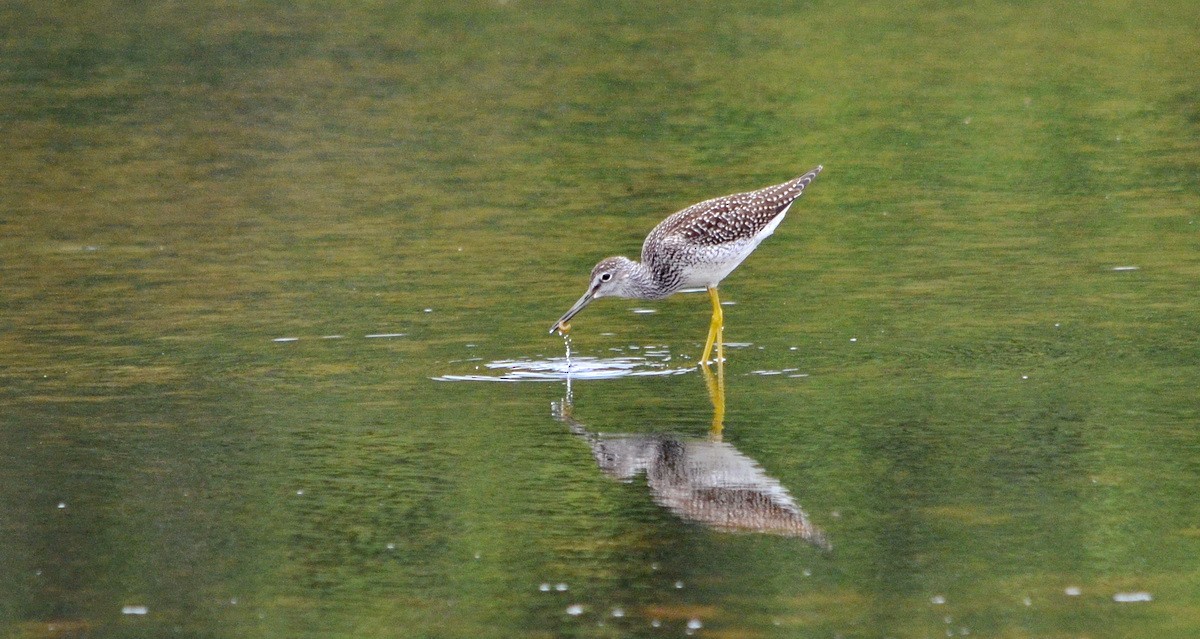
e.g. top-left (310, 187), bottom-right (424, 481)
top-left (701, 287), bottom-right (724, 365)
top-left (700, 356), bottom-right (725, 439)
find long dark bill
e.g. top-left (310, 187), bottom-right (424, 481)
top-left (549, 288), bottom-right (595, 333)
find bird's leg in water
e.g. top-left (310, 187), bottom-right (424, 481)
top-left (701, 350), bottom-right (725, 439)
top-left (701, 286), bottom-right (724, 365)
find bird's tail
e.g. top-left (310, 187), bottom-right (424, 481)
top-left (794, 165), bottom-right (823, 192)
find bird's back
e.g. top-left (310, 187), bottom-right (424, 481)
top-left (641, 166), bottom-right (823, 281)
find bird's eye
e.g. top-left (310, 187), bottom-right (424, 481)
top-left (600, 272), bottom-right (613, 282)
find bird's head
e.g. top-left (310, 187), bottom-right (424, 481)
top-left (549, 256), bottom-right (639, 333)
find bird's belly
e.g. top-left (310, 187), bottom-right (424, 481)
top-left (676, 238), bottom-right (761, 288)
top-left (659, 209), bottom-right (787, 291)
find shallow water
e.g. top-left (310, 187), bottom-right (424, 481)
top-left (3, 1), bottom-right (1199, 637)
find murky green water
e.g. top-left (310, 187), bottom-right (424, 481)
top-left (3, 1), bottom-right (1199, 637)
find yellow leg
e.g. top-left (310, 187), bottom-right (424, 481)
top-left (716, 316), bottom-right (725, 365)
top-left (701, 286), bottom-right (725, 365)
top-left (700, 354), bottom-right (725, 439)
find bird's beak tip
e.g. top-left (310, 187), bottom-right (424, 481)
top-left (550, 289), bottom-right (593, 336)
top-left (549, 318), bottom-right (573, 335)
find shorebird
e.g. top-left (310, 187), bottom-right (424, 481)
top-left (550, 165), bottom-right (822, 364)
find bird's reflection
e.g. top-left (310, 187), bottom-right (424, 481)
top-left (553, 360), bottom-right (830, 548)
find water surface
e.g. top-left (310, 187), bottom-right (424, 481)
top-left (2, 1), bottom-right (1199, 637)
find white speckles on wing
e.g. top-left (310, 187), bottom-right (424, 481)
top-left (642, 165), bottom-right (822, 291)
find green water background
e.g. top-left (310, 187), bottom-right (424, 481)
top-left (1, 1), bottom-right (1198, 637)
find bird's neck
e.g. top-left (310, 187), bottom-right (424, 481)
top-left (625, 259), bottom-right (673, 300)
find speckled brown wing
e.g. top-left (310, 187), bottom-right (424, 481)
top-left (641, 166), bottom-right (822, 268)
